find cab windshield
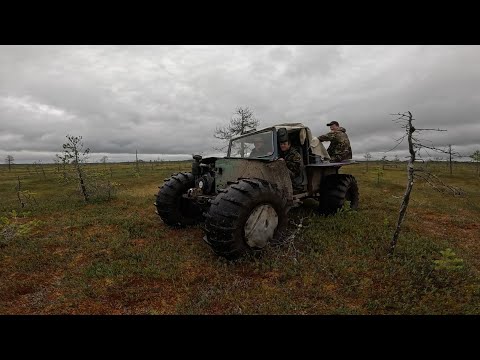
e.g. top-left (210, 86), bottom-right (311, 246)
top-left (228, 130), bottom-right (275, 159)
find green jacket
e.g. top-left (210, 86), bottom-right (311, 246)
top-left (318, 127), bottom-right (352, 162)
top-left (280, 147), bottom-right (303, 179)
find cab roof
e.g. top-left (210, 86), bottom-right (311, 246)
top-left (233, 123), bottom-right (312, 144)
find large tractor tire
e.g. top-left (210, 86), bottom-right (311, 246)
top-left (155, 172), bottom-right (203, 227)
top-left (318, 174), bottom-right (359, 215)
top-left (204, 178), bottom-right (288, 260)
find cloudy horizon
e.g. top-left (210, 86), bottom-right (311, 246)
top-left (1, 45), bottom-right (479, 164)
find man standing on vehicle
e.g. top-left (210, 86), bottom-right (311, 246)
top-left (318, 121), bottom-right (352, 162)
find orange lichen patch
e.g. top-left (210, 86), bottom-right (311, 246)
top-left (132, 238), bottom-right (148, 247)
top-left (451, 223), bottom-right (480, 262)
top-left (1, 271), bottom-right (59, 311)
top-left (52, 247), bottom-right (69, 256)
top-left (322, 283), bottom-right (338, 294)
top-left (408, 210), bottom-right (480, 270)
top-left (412, 212), bottom-right (453, 238)
top-left (68, 301), bottom-right (127, 315)
top-left (178, 258), bottom-right (218, 287)
top-left (1, 255), bottom-right (15, 267)
top-left (171, 226), bottom-right (204, 238)
top-left (144, 293), bottom-right (187, 315)
top-left (412, 211), bottom-right (479, 243)
top-left (84, 224), bottom-right (119, 238)
top-left (92, 277), bottom-right (184, 315)
top-left (71, 253), bottom-right (89, 268)
top-left (263, 270), bottom-right (282, 282)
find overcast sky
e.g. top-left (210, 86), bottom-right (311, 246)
top-left (1, 45), bottom-right (479, 163)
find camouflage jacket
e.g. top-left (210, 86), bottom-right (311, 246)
top-left (280, 147), bottom-right (303, 179)
top-left (318, 127), bottom-right (352, 162)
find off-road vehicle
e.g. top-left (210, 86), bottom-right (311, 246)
top-left (154, 123), bottom-right (359, 259)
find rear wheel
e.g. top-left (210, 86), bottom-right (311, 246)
top-left (204, 179), bottom-right (288, 260)
top-left (318, 174), bottom-right (359, 215)
top-left (155, 172), bottom-right (203, 227)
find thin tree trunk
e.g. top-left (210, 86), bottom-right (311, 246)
top-left (76, 164), bottom-right (89, 202)
top-left (390, 111), bottom-right (415, 255)
top-left (136, 149), bottom-right (139, 173)
top-left (449, 145), bottom-right (453, 175)
top-left (40, 163), bottom-right (46, 179)
top-left (17, 176), bottom-right (25, 208)
top-left (74, 149), bottom-right (88, 202)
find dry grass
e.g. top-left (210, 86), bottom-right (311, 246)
top-left (0, 160), bottom-right (479, 314)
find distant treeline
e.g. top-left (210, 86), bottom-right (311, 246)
top-left (0, 159), bottom-right (193, 166)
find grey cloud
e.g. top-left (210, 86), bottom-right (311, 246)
top-left (0, 45), bottom-right (479, 164)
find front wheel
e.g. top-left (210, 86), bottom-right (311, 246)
top-left (155, 172), bottom-right (203, 227)
top-left (204, 179), bottom-right (288, 260)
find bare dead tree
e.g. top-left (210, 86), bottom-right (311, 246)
top-left (443, 144), bottom-right (461, 175)
top-left (364, 152), bottom-right (372, 172)
top-left (5, 155), bottom-right (14, 171)
top-left (448, 145), bottom-right (453, 175)
top-left (390, 112), bottom-right (416, 254)
top-left (414, 170), bottom-right (465, 196)
top-left (53, 157), bottom-right (61, 172)
top-left (444, 144), bottom-right (462, 175)
top-left (389, 111), bottom-right (450, 255)
top-left (15, 176), bottom-right (37, 208)
top-left (381, 155), bottom-right (388, 170)
top-left (213, 106), bottom-right (260, 152)
top-left (57, 135), bottom-right (90, 202)
top-left (100, 156), bottom-right (108, 169)
top-left (471, 150), bottom-right (480, 176)
top-left (135, 150), bottom-right (139, 173)
top-left (33, 160), bottom-right (46, 179)
top-left (55, 153), bottom-right (68, 180)
top-left (393, 155), bottom-right (400, 168)
top-left (16, 176), bottom-right (25, 208)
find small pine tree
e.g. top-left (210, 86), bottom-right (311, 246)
top-left (57, 135), bottom-right (90, 202)
top-left (5, 155), bottom-right (14, 171)
top-left (470, 150), bottom-right (480, 176)
top-left (364, 152), bottom-right (372, 172)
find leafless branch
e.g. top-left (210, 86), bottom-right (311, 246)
top-left (385, 134), bottom-right (407, 153)
top-left (389, 111), bottom-right (466, 255)
top-left (390, 111), bottom-right (416, 255)
top-left (415, 128), bottom-right (447, 131)
top-left (213, 107), bottom-right (260, 151)
top-left (413, 143), bottom-right (461, 157)
top-left (414, 170), bottom-right (465, 196)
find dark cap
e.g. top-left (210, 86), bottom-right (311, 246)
top-left (326, 121), bottom-right (339, 126)
top-left (277, 128), bottom-right (289, 143)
